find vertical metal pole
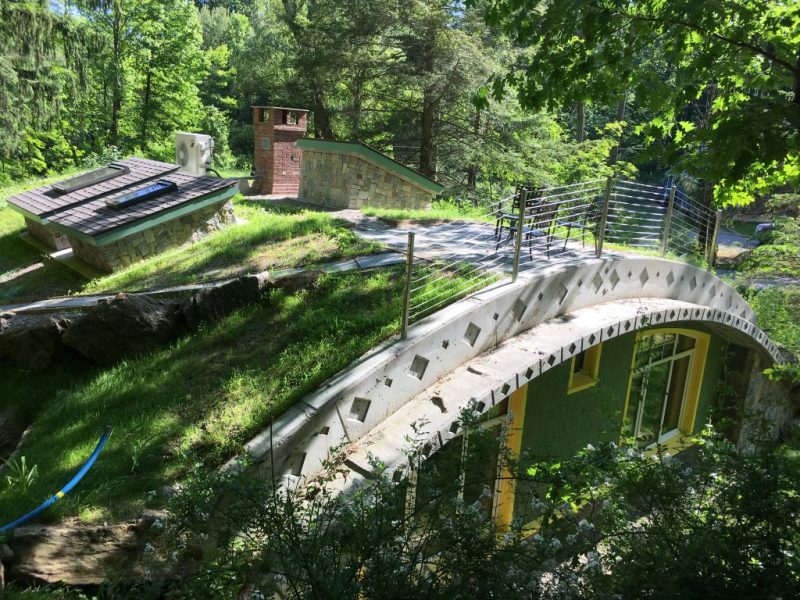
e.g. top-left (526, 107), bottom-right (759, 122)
top-left (401, 232), bottom-right (415, 340)
top-left (511, 188), bottom-right (527, 282)
top-left (660, 185), bottom-right (676, 257)
top-left (595, 176), bottom-right (613, 258)
top-left (707, 209), bottom-right (722, 266)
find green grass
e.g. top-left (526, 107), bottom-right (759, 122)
top-left (0, 203), bottom-right (84, 305)
top-left (81, 199), bottom-right (380, 294)
top-left (0, 189), bottom-right (380, 305)
top-left (362, 198), bottom-right (493, 223)
top-left (0, 270), bottom-right (404, 523)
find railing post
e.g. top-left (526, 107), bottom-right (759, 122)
top-left (401, 231), bottom-right (415, 340)
top-left (511, 188), bottom-right (528, 282)
top-left (595, 176), bottom-right (613, 258)
top-left (707, 209), bottom-right (722, 266)
top-left (660, 185), bottom-right (676, 257)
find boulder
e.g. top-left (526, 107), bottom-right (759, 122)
top-left (62, 293), bottom-right (181, 365)
top-left (268, 269), bottom-right (324, 295)
top-left (0, 314), bottom-right (70, 369)
top-left (4, 513), bottom-right (165, 586)
top-left (181, 275), bottom-right (266, 330)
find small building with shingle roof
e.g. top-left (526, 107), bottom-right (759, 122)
top-left (6, 157), bottom-right (238, 272)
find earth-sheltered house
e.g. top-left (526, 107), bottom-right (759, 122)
top-left (236, 253), bottom-right (793, 530)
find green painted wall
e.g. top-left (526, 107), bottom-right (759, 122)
top-left (512, 323), bottom-right (725, 520)
top-left (519, 323), bottom-right (725, 461)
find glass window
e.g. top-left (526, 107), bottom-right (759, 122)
top-left (624, 330), bottom-right (705, 448)
top-left (52, 164), bottom-right (129, 194)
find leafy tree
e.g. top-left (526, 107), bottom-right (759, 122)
top-left (477, 0), bottom-right (800, 205)
top-left (118, 426), bottom-right (800, 599)
top-left (0, 0), bottom-right (89, 178)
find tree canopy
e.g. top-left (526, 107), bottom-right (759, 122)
top-left (479, 0), bottom-right (800, 205)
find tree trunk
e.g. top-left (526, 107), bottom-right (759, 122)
top-left (139, 68), bottom-right (152, 148)
top-left (467, 107), bottom-right (480, 189)
top-left (575, 100), bottom-right (586, 142)
top-left (419, 89), bottom-right (438, 178)
top-left (108, 1), bottom-right (123, 146)
top-left (608, 92), bottom-right (628, 165)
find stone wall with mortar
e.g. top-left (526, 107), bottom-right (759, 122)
top-left (299, 149), bottom-right (434, 210)
top-left (25, 218), bottom-right (69, 251)
top-left (69, 200), bottom-right (235, 272)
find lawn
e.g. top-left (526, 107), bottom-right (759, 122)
top-left (361, 198), bottom-right (494, 223)
top-left (81, 199), bottom-right (380, 294)
top-left (0, 270), bottom-right (404, 524)
top-left (0, 194), bottom-right (381, 305)
top-left (0, 173), bottom-right (87, 304)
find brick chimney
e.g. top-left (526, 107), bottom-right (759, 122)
top-left (252, 106), bottom-right (308, 196)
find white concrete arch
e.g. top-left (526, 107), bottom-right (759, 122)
top-left (235, 256), bottom-right (788, 490)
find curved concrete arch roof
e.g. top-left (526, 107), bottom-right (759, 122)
top-left (236, 256), bottom-right (789, 491)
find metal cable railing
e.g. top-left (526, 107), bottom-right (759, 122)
top-left (399, 177), bottom-right (722, 338)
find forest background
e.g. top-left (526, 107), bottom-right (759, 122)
top-left (0, 0), bottom-right (699, 202)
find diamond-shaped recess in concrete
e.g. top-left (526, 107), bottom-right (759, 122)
top-left (349, 397), bottom-right (371, 422)
top-left (592, 273), bottom-right (603, 293)
top-left (557, 283), bottom-right (569, 305)
top-left (666, 271), bottom-right (675, 285)
top-left (609, 270), bottom-right (621, 289)
top-left (464, 322), bottom-right (481, 347)
top-left (409, 354), bottom-right (429, 380)
top-left (639, 267), bottom-right (650, 287)
top-left (512, 298), bottom-right (528, 322)
top-left (709, 284), bottom-right (717, 299)
top-left (689, 275), bottom-right (697, 291)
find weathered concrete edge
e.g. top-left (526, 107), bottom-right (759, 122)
top-left (231, 256), bottom-right (784, 482)
top-left (324, 296), bottom-right (792, 497)
top-left (0, 252), bottom-right (404, 315)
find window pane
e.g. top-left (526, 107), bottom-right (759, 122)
top-left (663, 356), bottom-right (690, 433)
top-left (677, 334), bottom-right (695, 352)
top-left (416, 436), bottom-right (464, 512)
top-left (637, 361), bottom-right (671, 447)
top-left (463, 425), bottom-right (501, 514)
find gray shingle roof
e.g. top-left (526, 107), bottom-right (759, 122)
top-left (7, 158), bottom-right (237, 237)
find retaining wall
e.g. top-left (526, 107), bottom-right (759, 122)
top-left (69, 200), bottom-right (235, 272)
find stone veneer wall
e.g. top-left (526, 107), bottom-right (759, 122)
top-left (69, 200), bottom-right (235, 272)
top-left (299, 150), bottom-right (434, 210)
top-left (25, 217), bottom-right (70, 251)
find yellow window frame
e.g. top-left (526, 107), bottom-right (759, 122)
top-left (620, 327), bottom-right (710, 453)
top-left (566, 343), bottom-right (603, 394)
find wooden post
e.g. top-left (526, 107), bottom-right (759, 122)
top-left (511, 188), bottom-right (528, 282)
top-left (707, 209), bottom-right (722, 266)
top-left (401, 232), bottom-right (415, 340)
top-left (595, 176), bottom-right (613, 258)
top-left (660, 185), bottom-right (676, 257)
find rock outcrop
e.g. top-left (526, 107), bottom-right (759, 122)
top-left (62, 293), bottom-right (182, 365)
top-left (0, 313), bottom-right (71, 369)
top-left (3, 512), bottom-right (165, 586)
top-left (181, 274), bottom-right (266, 330)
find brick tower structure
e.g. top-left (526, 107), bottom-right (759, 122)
top-left (252, 106), bottom-right (308, 195)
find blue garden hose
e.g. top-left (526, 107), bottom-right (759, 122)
top-left (0, 426), bottom-right (113, 535)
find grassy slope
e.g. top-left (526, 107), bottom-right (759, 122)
top-left (82, 201), bottom-right (379, 294)
top-left (0, 270), bottom-right (403, 523)
top-left (0, 185), bottom-right (85, 303)
top-left (0, 192), bottom-right (379, 304)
